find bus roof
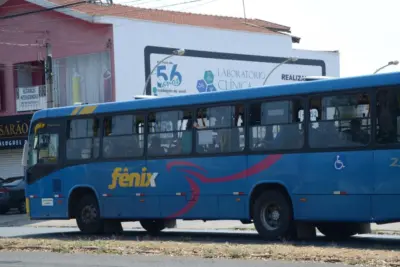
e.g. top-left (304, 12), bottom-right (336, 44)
top-left (32, 72), bottom-right (400, 121)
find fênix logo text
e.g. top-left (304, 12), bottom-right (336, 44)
top-left (108, 167), bottom-right (158, 189)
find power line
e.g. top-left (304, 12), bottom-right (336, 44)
top-left (118, 0), bottom-right (162, 5)
top-left (0, 0), bottom-right (212, 28)
top-left (0, 1), bottom-right (88, 20)
top-left (0, 41), bottom-right (41, 47)
top-left (153, 0), bottom-right (205, 9)
top-left (0, 0), bottom-right (161, 27)
top-left (179, 0), bottom-right (219, 11)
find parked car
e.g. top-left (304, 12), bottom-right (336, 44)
top-left (0, 176), bottom-right (26, 214)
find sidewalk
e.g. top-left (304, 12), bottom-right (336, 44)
top-left (31, 219), bottom-right (254, 230)
top-left (29, 218), bottom-right (400, 233)
top-left (2, 214), bottom-right (400, 233)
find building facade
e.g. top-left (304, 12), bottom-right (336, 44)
top-left (0, 0), bottom-right (114, 178)
top-left (93, 7), bottom-right (340, 99)
top-left (0, 0), bottom-right (340, 178)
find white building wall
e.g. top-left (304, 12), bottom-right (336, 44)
top-left (96, 16), bottom-right (340, 101)
top-left (292, 48), bottom-right (340, 77)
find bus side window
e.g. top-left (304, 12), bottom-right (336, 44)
top-left (66, 118), bottom-right (100, 160)
top-left (102, 114), bottom-right (144, 158)
top-left (308, 93), bottom-right (371, 148)
top-left (249, 99), bottom-right (304, 151)
top-left (195, 104), bottom-right (244, 154)
top-left (376, 88), bottom-right (400, 144)
top-left (147, 109), bottom-right (191, 156)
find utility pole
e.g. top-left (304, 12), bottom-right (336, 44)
top-left (45, 42), bottom-right (53, 108)
top-left (242, 0), bottom-right (247, 23)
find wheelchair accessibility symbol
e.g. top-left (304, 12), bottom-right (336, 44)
top-left (334, 155), bottom-right (345, 170)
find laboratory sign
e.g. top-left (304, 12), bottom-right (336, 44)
top-left (0, 114), bottom-right (32, 149)
top-left (144, 46), bottom-right (328, 97)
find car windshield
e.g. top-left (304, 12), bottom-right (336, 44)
top-left (3, 178), bottom-right (23, 187)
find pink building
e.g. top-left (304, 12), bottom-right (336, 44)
top-left (0, 0), bottom-right (114, 177)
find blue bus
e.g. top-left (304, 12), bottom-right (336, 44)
top-left (23, 72), bottom-right (400, 240)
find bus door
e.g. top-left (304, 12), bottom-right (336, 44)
top-left (372, 87), bottom-right (400, 222)
top-left (146, 110), bottom-right (193, 219)
top-left (102, 114), bottom-right (157, 218)
top-left (191, 105), bottom-right (246, 219)
top-left (25, 120), bottom-right (64, 218)
top-left (300, 93), bottom-right (373, 221)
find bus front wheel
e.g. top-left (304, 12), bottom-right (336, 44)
top-left (140, 219), bottom-right (166, 235)
top-left (253, 190), bottom-right (293, 240)
top-left (76, 194), bottom-right (104, 234)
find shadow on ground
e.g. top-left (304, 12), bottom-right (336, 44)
top-left (0, 212), bottom-right (37, 227)
top-left (15, 228), bottom-right (400, 252)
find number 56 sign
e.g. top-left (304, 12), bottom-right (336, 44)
top-left (156, 64), bottom-right (183, 88)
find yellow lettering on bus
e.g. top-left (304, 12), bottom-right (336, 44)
top-left (108, 167), bottom-right (158, 189)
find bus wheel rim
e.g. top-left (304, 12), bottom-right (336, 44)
top-left (81, 205), bottom-right (97, 224)
top-left (260, 203), bottom-right (281, 231)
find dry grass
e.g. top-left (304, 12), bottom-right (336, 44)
top-left (0, 237), bottom-right (398, 266)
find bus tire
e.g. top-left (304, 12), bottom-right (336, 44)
top-left (19, 200), bottom-right (26, 214)
top-left (0, 206), bottom-right (8, 215)
top-left (317, 223), bottom-right (358, 240)
top-left (253, 190), bottom-right (293, 240)
top-left (76, 194), bottom-right (104, 234)
top-left (140, 219), bottom-right (166, 235)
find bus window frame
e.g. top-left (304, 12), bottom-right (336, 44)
top-left (31, 84), bottom-right (400, 169)
top-left (64, 114), bottom-right (103, 165)
top-left (193, 103), bottom-right (246, 155)
top-left (305, 87), bottom-right (376, 153)
top-left (246, 95), bottom-right (307, 155)
top-left (373, 85), bottom-right (400, 149)
top-left (101, 112), bottom-right (146, 160)
top-left (144, 107), bottom-right (196, 160)
top-left (189, 101), bottom-right (248, 157)
top-left (26, 118), bottom-right (65, 185)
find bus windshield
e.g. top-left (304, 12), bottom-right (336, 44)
top-left (27, 130), bottom-right (58, 167)
top-left (27, 133), bottom-right (38, 167)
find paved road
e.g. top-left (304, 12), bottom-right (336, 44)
top-left (0, 251), bottom-right (348, 267)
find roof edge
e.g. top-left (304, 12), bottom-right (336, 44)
top-left (274, 30), bottom-right (301, 43)
top-left (242, 22), bottom-right (300, 42)
top-left (24, 0), bottom-right (94, 22)
top-left (96, 15), bottom-right (291, 39)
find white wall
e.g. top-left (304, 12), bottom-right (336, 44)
top-left (96, 16), bottom-right (339, 101)
top-left (292, 48), bottom-right (340, 77)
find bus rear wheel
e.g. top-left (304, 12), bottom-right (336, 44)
top-left (140, 219), bottom-right (166, 235)
top-left (76, 195), bottom-right (104, 234)
top-left (253, 190), bottom-right (293, 240)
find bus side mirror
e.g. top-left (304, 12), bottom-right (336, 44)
top-left (21, 140), bottom-right (28, 167)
